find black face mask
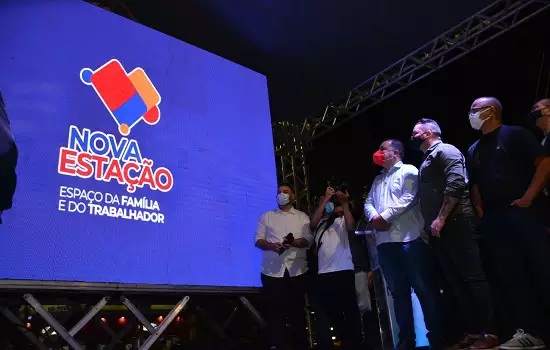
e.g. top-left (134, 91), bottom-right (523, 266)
top-left (409, 136), bottom-right (425, 150)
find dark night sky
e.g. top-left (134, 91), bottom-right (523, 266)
top-left (94, 0), bottom-right (550, 202)
top-left (98, 0), bottom-right (496, 121)
top-left (306, 10), bottom-right (550, 200)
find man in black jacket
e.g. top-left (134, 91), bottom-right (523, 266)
top-left (411, 118), bottom-right (498, 349)
top-left (0, 90), bottom-right (18, 223)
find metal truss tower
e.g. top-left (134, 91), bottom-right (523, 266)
top-left (273, 121), bottom-right (312, 212)
top-left (300, 0), bottom-right (550, 143)
top-left (273, 0), bottom-right (550, 213)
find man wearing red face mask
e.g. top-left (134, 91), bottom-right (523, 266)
top-left (365, 139), bottom-right (446, 350)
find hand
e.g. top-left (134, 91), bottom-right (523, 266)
top-left (419, 230), bottom-right (428, 240)
top-left (367, 271), bottom-right (374, 288)
top-left (325, 186), bottom-right (335, 200)
top-left (430, 216), bottom-right (446, 238)
top-left (475, 206), bottom-right (484, 219)
top-left (511, 196), bottom-right (532, 208)
top-left (335, 190), bottom-right (349, 203)
top-left (371, 215), bottom-right (391, 231)
top-left (270, 242), bottom-right (283, 253)
top-left (282, 239), bottom-right (293, 249)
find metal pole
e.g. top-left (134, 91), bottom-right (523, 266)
top-left (139, 296), bottom-right (190, 350)
top-left (121, 297), bottom-right (156, 334)
top-left (0, 306), bottom-right (48, 350)
top-left (24, 294), bottom-right (84, 350)
top-left (69, 297), bottom-right (109, 336)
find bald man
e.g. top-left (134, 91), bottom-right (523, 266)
top-left (0, 91), bottom-right (18, 224)
top-left (467, 97), bottom-right (550, 348)
top-left (529, 98), bottom-right (550, 136)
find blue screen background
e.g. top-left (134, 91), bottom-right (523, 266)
top-left (0, 0), bottom-right (276, 288)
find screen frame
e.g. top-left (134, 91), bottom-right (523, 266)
top-left (0, 0), bottom-right (276, 290)
top-left (0, 279), bottom-right (260, 293)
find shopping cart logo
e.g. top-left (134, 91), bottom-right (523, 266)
top-left (80, 59), bottom-right (161, 136)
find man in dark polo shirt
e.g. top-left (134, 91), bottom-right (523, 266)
top-left (467, 97), bottom-right (550, 348)
top-left (528, 98), bottom-right (550, 231)
top-left (411, 118), bottom-right (498, 349)
top-left (0, 90), bottom-right (18, 224)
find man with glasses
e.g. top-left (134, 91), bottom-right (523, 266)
top-left (467, 97), bottom-right (550, 349)
top-left (411, 118), bottom-right (498, 349)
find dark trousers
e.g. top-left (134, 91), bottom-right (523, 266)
top-left (307, 288), bottom-right (333, 350)
top-left (477, 207), bottom-right (550, 339)
top-left (261, 271), bottom-right (308, 350)
top-left (317, 270), bottom-right (363, 350)
top-left (377, 238), bottom-right (445, 349)
top-left (0, 142), bottom-right (17, 214)
top-left (430, 214), bottom-right (496, 338)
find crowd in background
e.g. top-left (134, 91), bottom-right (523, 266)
top-left (255, 97), bottom-right (550, 350)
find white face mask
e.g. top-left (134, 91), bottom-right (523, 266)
top-left (276, 193), bottom-right (290, 206)
top-left (469, 110), bottom-right (491, 130)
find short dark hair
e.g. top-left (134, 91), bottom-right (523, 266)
top-left (416, 118), bottom-right (442, 138)
top-left (386, 139), bottom-right (405, 158)
top-left (278, 182), bottom-right (295, 194)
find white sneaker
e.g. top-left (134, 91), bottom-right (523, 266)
top-left (500, 329), bottom-right (545, 350)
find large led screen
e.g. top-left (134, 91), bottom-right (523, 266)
top-left (0, 0), bottom-right (276, 288)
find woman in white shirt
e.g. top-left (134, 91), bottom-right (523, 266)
top-left (310, 186), bottom-right (363, 350)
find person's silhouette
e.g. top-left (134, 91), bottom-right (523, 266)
top-left (0, 91), bottom-right (18, 224)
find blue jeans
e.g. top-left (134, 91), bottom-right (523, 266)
top-left (378, 237), bottom-right (445, 349)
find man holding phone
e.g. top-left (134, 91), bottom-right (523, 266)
top-left (309, 185), bottom-right (363, 350)
top-left (255, 182), bottom-right (313, 350)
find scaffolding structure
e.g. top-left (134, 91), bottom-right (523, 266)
top-left (4, 0), bottom-right (550, 349)
top-left (270, 1), bottom-right (550, 348)
top-left (1, 288), bottom-right (265, 349)
top-left (273, 121), bottom-right (312, 212)
top-left (298, 0), bottom-right (550, 144)
top-left (274, 0), bottom-right (550, 212)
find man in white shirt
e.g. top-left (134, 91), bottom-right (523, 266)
top-left (255, 182), bottom-right (313, 350)
top-left (364, 139), bottom-right (445, 350)
top-left (309, 186), bottom-right (363, 349)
